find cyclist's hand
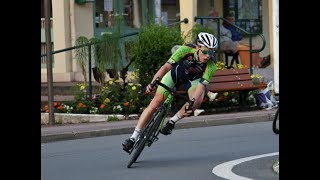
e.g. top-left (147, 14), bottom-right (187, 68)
top-left (145, 77), bottom-right (160, 94)
top-left (145, 84), bottom-right (153, 93)
top-left (183, 105), bottom-right (194, 117)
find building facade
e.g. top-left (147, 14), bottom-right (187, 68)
top-left (41, 0), bottom-right (278, 83)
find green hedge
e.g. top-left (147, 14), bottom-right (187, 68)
top-left (130, 23), bottom-right (185, 87)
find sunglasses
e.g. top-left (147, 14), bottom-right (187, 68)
top-left (201, 49), bottom-right (214, 56)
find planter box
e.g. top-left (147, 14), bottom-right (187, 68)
top-left (41, 113), bottom-right (126, 125)
top-left (238, 44), bottom-right (260, 68)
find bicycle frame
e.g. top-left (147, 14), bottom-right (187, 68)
top-left (126, 77), bottom-right (194, 168)
top-left (271, 93), bottom-right (279, 134)
top-left (128, 82), bottom-right (186, 154)
top-left (150, 90), bottom-right (175, 140)
top-left (272, 104), bottom-right (279, 134)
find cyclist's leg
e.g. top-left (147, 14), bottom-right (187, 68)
top-left (161, 79), bottom-right (205, 135)
top-left (184, 78), bottom-right (206, 112)
top-left (136, 72), bottom-right (175, 129)
top-left (123, 72), bottom-right (175, 150)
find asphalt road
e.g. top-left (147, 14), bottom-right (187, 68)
top-left (41, 121), bottom-right (279, 180)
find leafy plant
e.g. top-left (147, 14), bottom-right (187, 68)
top-left (251, 73), bottom-right (264, 85)
top-left (107, 115), bottom-right (120, 122)
top-left (184, 24), bottom-right (216, 44)
top-left (74, 16), bottom-right (126, 88)
top-left (130, 22), bottom-right (185, 87)
top-left (75, 36), bottom-right (90, 85)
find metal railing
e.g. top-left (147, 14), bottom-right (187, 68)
top-left (194, 16), bottom-right (266, 74)
top-left (41, 31), bottom-right (139, 98)
top-left (41, 18), bottom-right (189, 99)
top-left (167, 18), bottom-right (189, 27)
top-left (41, 18), bottom-right (53, 28)
top-left (41, 43), bottom-right (54, 68)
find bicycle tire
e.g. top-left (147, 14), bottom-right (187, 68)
top-left (272, 108), bottom-right (279, 134)
top-left (127, 106), bottom-right (167, 168)
top-left (127, 135), bottom-right (147, 168)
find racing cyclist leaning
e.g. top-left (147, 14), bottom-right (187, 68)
top-left (122, 32), bottom-right (218, 153)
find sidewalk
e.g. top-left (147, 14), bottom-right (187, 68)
top-left (41, 109), bottom-right (277, 143)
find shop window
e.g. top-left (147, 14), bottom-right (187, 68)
top-left (223, 0), bottom-right (262, 34)
top-left (95, 0), bottom-right (134, 29)
top-left (161, 0), bottom-right (176, 5)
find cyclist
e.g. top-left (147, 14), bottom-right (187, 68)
top-left (122, 32), bottom-right (218, 152)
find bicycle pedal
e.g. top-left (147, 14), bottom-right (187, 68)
top-left (153, 136), bottom-right (159, 142)
top-left (150, 136), bottom-right (159, 142)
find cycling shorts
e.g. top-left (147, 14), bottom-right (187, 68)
top-left (156, 70), bottom-right (203, 98)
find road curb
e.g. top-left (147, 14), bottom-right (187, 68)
top-left (273, 161), bottom-right (279, 174)
top-left (41, 112), bottom-right (273, 143)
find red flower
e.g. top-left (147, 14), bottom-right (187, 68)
top-left (57, 105), bottom-right (64, 110)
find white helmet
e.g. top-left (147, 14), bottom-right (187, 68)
top-left (196, 32), bottom-right (217, 49)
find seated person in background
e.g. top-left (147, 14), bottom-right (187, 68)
top-left (205, 9), bottom-right (239, 67)
top-left (223, 15), bottom-right (243, 42)
top-left (222, 14), bottom-right (271, 69)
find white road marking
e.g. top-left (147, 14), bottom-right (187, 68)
top-left (212, 152), bottom-right (279, 180)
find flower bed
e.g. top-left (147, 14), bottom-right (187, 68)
top-left (41, 62), bottom-right (266, 117)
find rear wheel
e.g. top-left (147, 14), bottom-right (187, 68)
top-left (272, 108), bottom-right (279, 134)
top-left (127, 106), bottom-right (166, 168)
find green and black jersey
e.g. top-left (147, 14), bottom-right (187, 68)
top-left (166, 45), bottom-right (217, 87)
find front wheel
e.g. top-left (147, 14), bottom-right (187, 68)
top-left (127, 106), bottom-right (167, 168)
top-left (127, 136), bottom-right (147, 168)
top-left (272, 108), bottom-right (279, 134)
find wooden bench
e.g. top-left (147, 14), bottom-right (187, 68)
top-left (207, 68), bottom-right (266, 110)
top-left (154, 67), bottom-right (265, 111)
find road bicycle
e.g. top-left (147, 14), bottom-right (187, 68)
top-left (126, 77), bottom-right (195, 168)
top-left (272, 105), bottom-right (279, 134)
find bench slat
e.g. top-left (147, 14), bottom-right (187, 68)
top-left (211, 74), bottom-right (251, 83)
top-left (208, 80), bottom-right (252, 92)
top-left (208, 81), bottom-right (266, 92)
top-left (214, 68), bottom-right (249, 76)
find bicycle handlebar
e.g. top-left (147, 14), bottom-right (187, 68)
top-left (150, 77), bottom-right (195, 112)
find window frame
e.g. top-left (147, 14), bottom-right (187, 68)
top-left (223, 0), bottom-right (262, 34)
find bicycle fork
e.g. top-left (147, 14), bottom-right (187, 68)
top-left (147, 106), bottom-right (170, 146)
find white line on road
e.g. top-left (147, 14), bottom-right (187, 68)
top-left (212, 152), bottom-right (279, 180)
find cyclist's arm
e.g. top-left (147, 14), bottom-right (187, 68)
top-left (200, 60), bottom-right (217, 87)
top-left (150, 45), bottom-right (192, 82)
top-left (151, 62), bottom-right (172, 82)
top-left (192, 83), bottom-right (206, 108)
top-left (146, 62), bottom-right (172, 93)
top-left (192, 61), bottom-right (217, 108)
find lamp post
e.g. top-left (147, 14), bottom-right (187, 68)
top-left (44, 0), bottom-right (55, 125)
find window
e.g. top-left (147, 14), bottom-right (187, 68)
top-left (95, 0), bottom-right (135, 29)
top-left (223, 0), bottom-right (262, 34)
top-left (161, 0), bottom-right (176, 5)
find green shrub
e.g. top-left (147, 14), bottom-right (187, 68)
top-left (184, 24), bottom-right (216, 44)
top-left (130, 23), bottom-right (185, 87)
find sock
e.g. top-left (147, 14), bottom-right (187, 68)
top-left (130, 127), bottom-right (141, 141)
top-left (169, 111), bottom-right (182, 124)
top-left (207, 92), bottom-right (218, 101)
